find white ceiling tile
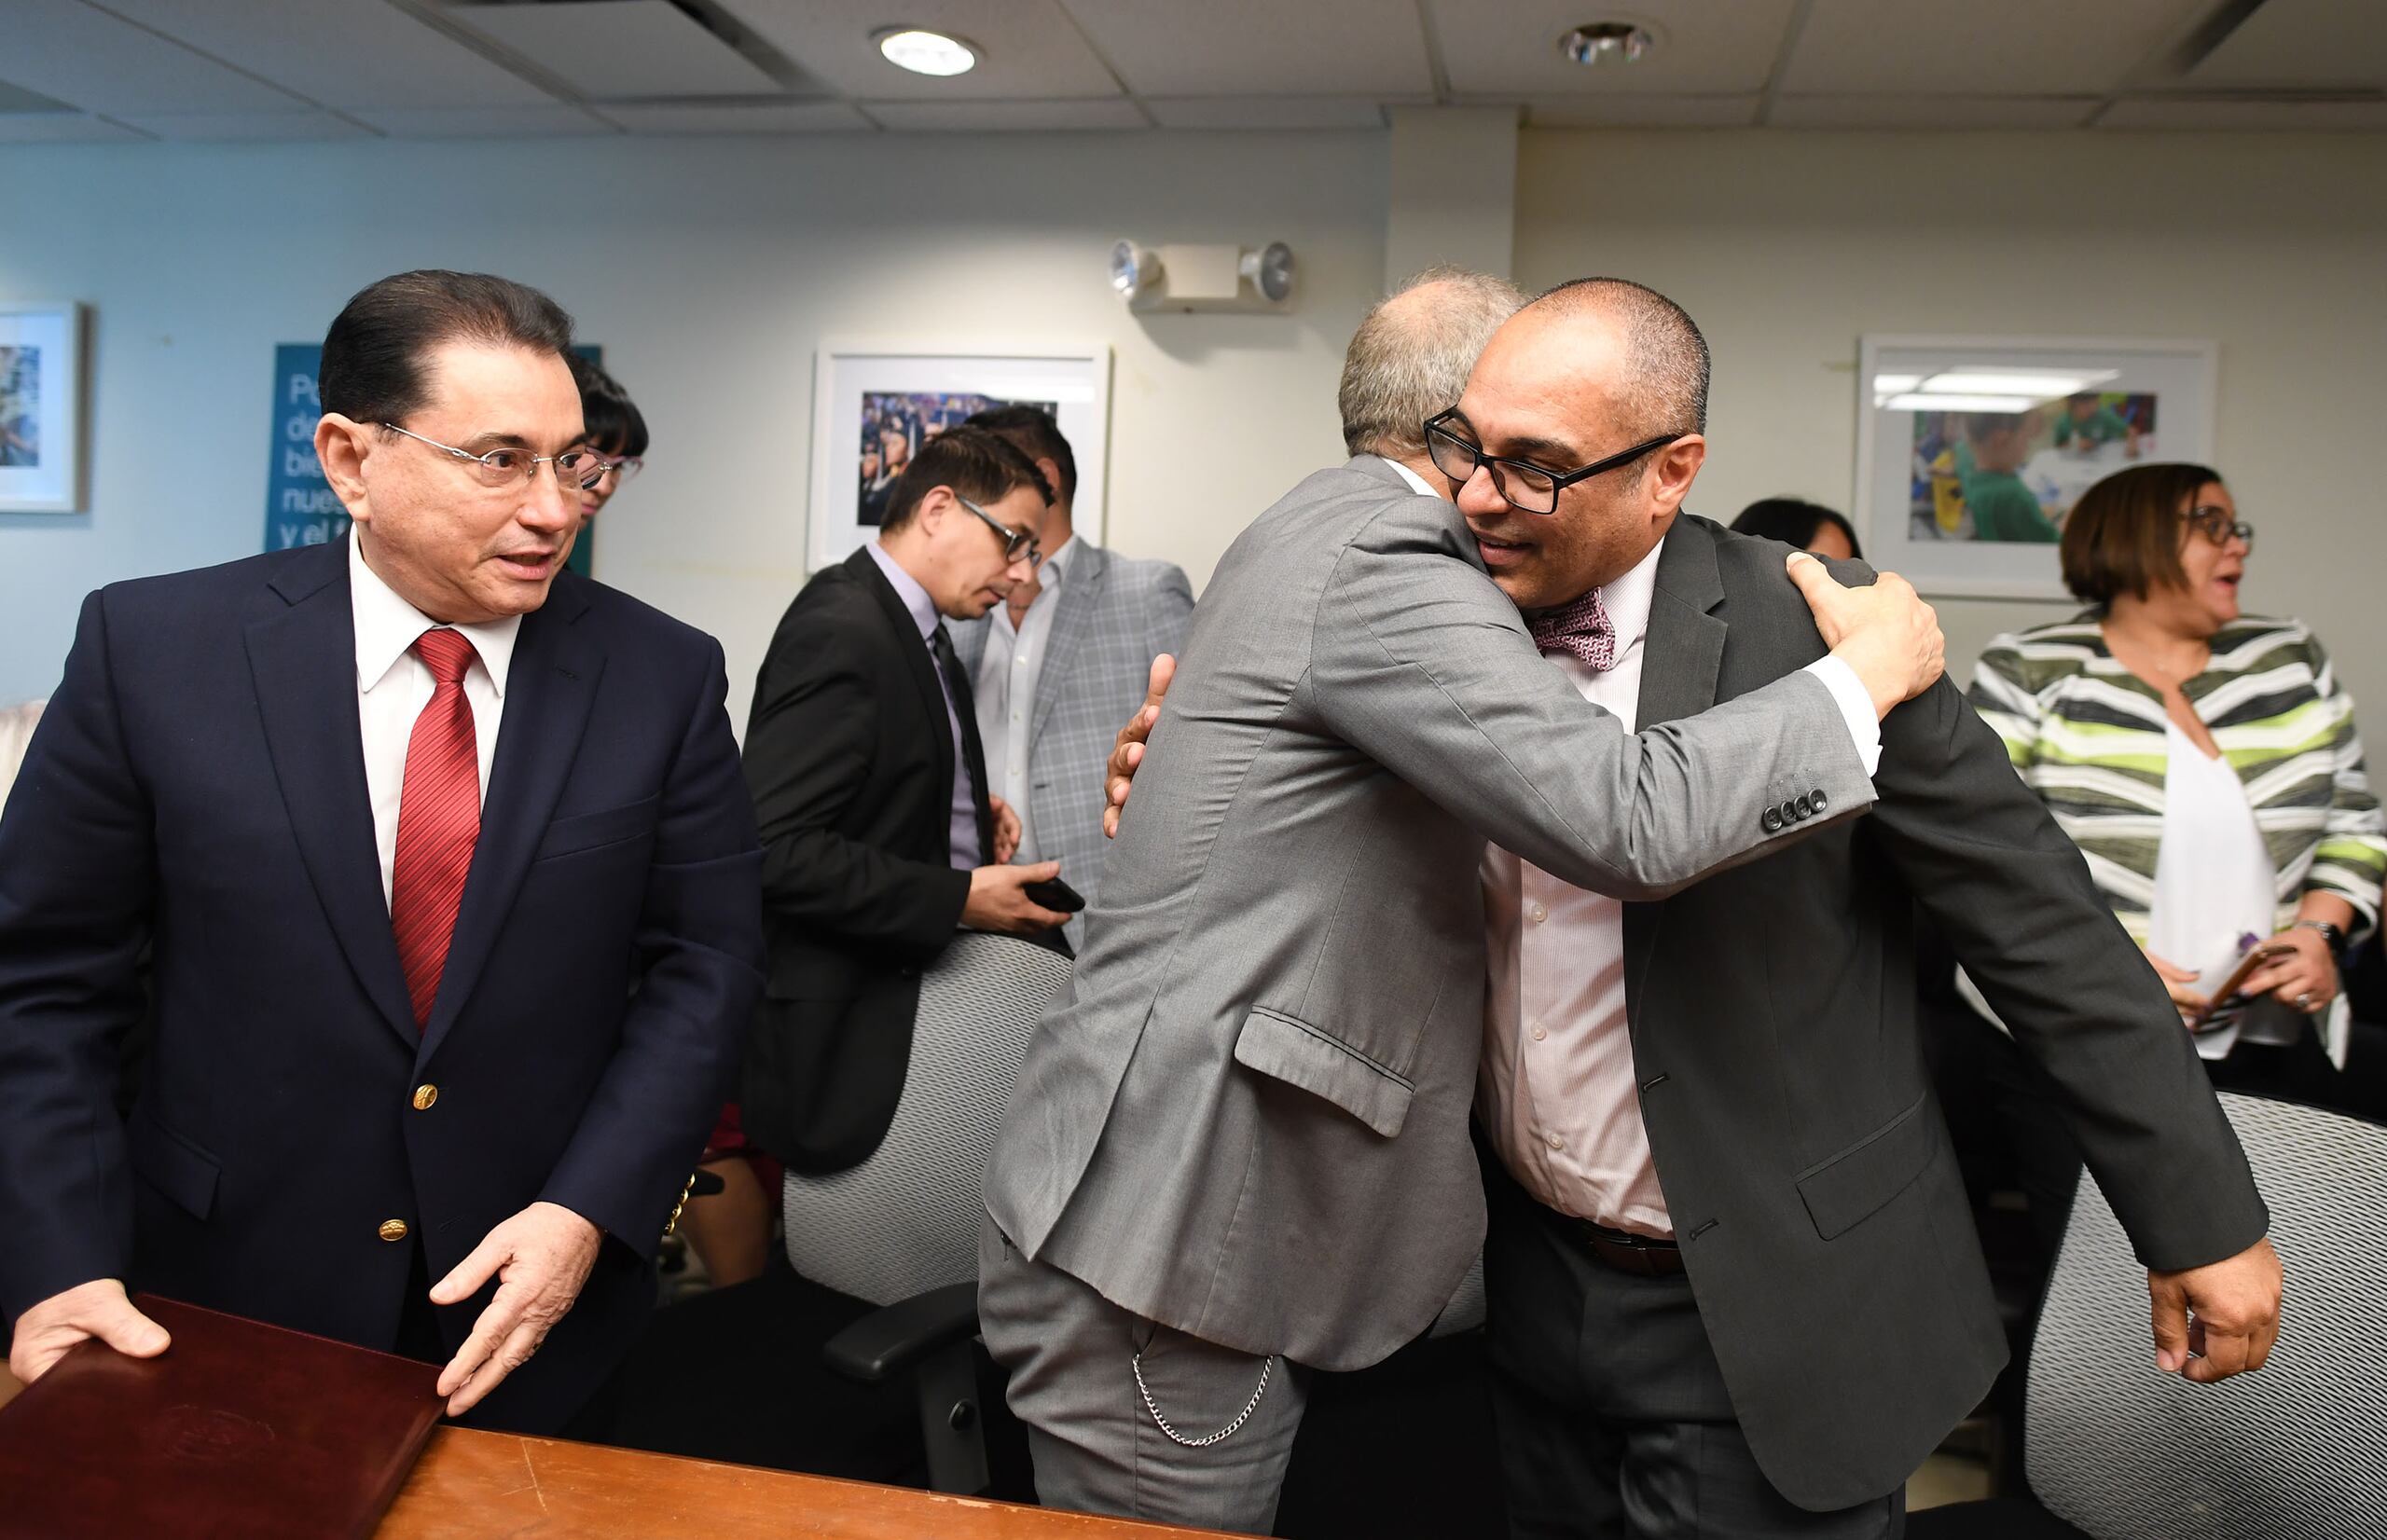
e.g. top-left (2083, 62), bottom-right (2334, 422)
top-left (1143, 97), bottom-right (1393, 131)
top-left (1434, 1), bottom-right (1801, 96)
top-left (0, 113), bottom-right (151, 144)
top-left (1782, 0), bottom-right (2201, 95)
top-left (455, 1), bottom-right (780, 99)
top-left (2186, 0), bottom-right (2387, 91)
top-left (1768, 95), bottom-right (2101, 129)
top-left (715, 0), bottom-right (1121, 102)
top-left (2099, 96), bottom-right (2387, 131)
top-left (1061, 0), bottom-right (1431, 96)
top-left (93, 0), bottom-right (557, 111)
top-left (598, 100), bottom-right (874, 134)
top-left (863, 98), bottom-right (1149, 133)
top-left (114, 110), bottom-right (371, 141)
top-left (353, 104), bottom-right (616, 139)
top-left (0, 0), bottom-right (306, 113)
top-left (1524, 95), bottom-right (1760, 128)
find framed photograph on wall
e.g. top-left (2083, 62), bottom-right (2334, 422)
top-left (0, 301), bottom-right (89, 514)
top-left (1853, 335), bottom-right (2217, 599)
top-left (807, 342), bottom-right (1111, 571)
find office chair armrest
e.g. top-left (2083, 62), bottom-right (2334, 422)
top-left (822, 1281), bottom-right (980, 1383)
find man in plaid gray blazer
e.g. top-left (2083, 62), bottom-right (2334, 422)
top-left (949, 407), bottom-right (1193, 949)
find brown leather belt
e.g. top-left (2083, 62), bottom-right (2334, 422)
top-left (1553, 1214), bottom-right (1685, 1276)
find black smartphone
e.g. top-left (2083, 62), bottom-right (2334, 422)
top-left (1022, 875), bottom-right (1085, 914)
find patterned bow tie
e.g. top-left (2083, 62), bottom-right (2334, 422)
top-left (1528, 588), bottom-right (1617, 671)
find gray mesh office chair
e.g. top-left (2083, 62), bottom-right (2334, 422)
top-left (782, 929), bottom-right (1071, 1308)
top-left (2022, 1093), bottom-right (2387, 1539)
top-left (783, 929), bottom-right (1071, 1493)
top-left (1924, 1092), bottom-right (2387, 1538)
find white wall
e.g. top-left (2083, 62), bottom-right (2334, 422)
top-left (0, 131), bottom-right (1387, 721)
top-left (1514, 129), bottom-right (2387, 711)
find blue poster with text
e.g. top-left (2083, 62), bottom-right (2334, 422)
top-left (263, 344), bottom-right (342, 550)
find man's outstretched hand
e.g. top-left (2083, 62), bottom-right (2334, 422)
top-left (431, 1201), bottom-right (602, 1417)
top-left (1785, 553), bottom-right (1945, 718)
top-left (1103, 653), bottom-right (1175, 838)
top-left (2148, 1235), bottom-right (2282, 1382)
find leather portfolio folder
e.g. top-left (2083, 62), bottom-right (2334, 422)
top-left (0, 1294), bottom-right (442, 1538)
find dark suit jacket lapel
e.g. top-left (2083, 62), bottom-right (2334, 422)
top-left (244, 541), bottom-right (419, 1049)
top-left (849, 546), bottom-right (955, 831)
top-left (1623, 519), bottom-right (1728, 1005)
top-left (418, 576), bottom-right (604, 1063)
top-left (1028, 543), bottom-right (1106, 749)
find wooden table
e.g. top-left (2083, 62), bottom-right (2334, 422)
top-left (379, 1427), bottom-right (1238, 1539)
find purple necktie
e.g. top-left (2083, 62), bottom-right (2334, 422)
top-left (1528, 589), bottom-right (1617, 671)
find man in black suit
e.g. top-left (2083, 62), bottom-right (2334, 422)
top-left (1107, 278), bottom-right (2281, 1535)
top-left (743, 427), bottom-right (1069, 1174)
top-left (0, 270), bottom-right (765, 1434)
top-left (1448, 281), bottom-right (2277, 1536)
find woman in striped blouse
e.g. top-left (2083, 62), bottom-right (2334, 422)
top-left (1969, 462), bottom-right (2384, 1107)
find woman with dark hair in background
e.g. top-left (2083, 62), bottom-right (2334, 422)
top-left (568, 354), bottom-right (648, 524)
top-left (1945, 462), bottom-right (2384, 1272)
top-left (1731, 495), bottom-right (1862, 560)
top-left (1969, 461), bottom-right (2384, 1117)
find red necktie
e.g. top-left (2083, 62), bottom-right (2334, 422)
top-left (391, 628), bottom-right (481, 1030)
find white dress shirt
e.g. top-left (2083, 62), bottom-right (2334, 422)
top-left (974, 533), bottom-right (1081, 865)
top-left (1464, 527), bottom-right (1884, 1236)
top-left (2149, 721), bottom-right (2281, 1059)
top-left (1380, 456), bottom-right (1441, 499)
top-left (350, 536), bottom-right (519, 911)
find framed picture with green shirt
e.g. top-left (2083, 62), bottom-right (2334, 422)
top-left (1854, 336), bottom-right (2215, 599)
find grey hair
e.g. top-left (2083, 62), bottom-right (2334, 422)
top-left (1524, 277), bottom-right (1709, 434)
top-left (1337, 266), bottom-right (1527, 458)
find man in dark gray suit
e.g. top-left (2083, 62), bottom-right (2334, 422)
top-left (978, 270), bottom-right (1950, 1534)
top-left (948, 406), bottom-right (1194, 951)
top-left (1106, 278), bottom-right (2282, 1537)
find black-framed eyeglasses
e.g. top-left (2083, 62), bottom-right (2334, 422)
top-left (1423, 408), bottom-right (1686, 516)
top-left (380, 422), bottom-right (605, 492)
top-left (2182, 505), bottom-right (2254, 550)
top-left (957, 493), bottom-right (1043, 569)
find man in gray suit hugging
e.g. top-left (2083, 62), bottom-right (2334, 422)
top-left (976, 268), bottom-right (1949, 1534)
top-left (1059, 273), bottom-right (2281, 1538)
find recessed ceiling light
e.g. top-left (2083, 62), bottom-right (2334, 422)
top-left (876, 26), bottom-right (978, 77)
top-left (1559, 21), bottom-right (1655, 66)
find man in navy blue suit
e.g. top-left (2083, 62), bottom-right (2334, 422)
top-left (0, 270), bottom-right (765, 1434)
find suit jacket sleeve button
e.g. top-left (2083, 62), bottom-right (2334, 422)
top-left (1794, 795), bottom-right (1813, 819)
top-left (1761, 807), bottom-right (1784, 833)
top-left (1812, 789), bottom-right (1828, 814)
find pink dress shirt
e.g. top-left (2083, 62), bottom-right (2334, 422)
top-left (1473, 534), bottom-right (1881, 1237)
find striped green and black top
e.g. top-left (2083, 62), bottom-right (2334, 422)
top-left (1967, 614), bottom-right (2385, 943)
